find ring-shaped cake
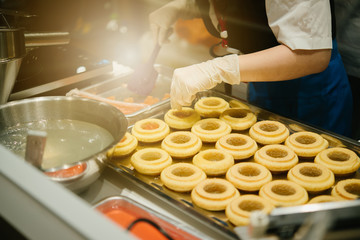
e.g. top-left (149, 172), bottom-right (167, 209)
top-left (259, 180), bottom-right (308, 207)
top-left (161, 131), bottom-right (202, 158)
top-left (194, 97), bottom-right (229, 118)
top-left (285, 131), bottom-right (329, 158)
top-left (215, 133), bottom-right (258, 160)
top-left (308, 195), bottom-right (339, 204)
top-left (106, 132), bottom-right (138, 158)
top-left (191, 118), bottom-right (231, 143)
top-left (254, 144), bottom-right (298, 173)
top-left (131, 118), bottom-right (170, 143)
top-left (226, 162), bottom-right (272, 191)
top-left (287, 162), bottom-right (335, 192)
top-left (249, 120), bottom-right (289, 145)
top-left (193, 149), bottom-right (234, 176)
top-left (228, 99), bottom-right (250, 110)
top-left (191, 178), bottom-right (240, 211)
top-left (331, 179), bottom-right (360, 200)
top-left (219, 108), bottom-right (257, 131)
top-left (130, 148), bottom-right (172, 175)
top-left (315, 147), bottom-right (360, 175)
top-left (225, 194), bottom-right (274, 226)
top-left (164, 107), bottom-right (201, 130)
top-left (160, 163), bottom-right (206, 192)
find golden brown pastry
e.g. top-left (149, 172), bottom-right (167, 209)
top-left (106, 132), bottom-right (138, 158)
top-left (285, 131), bottom-right (329, 158)
top-left (219, 108), bottom-right (257, 131)
top-left (226, 195), bottom-right (274, 226)
top-left (164, 107), bottom-right (201, 130)
top-left (194, 97), bottom-right (229, 118)
top-left (191, 178), bottom-right (240, 211)
top-left (215, 133), bottom-right (258, 160)
top-left (320, 134), bottom-right (346, 148)
top-left (308, 195), bottom-right (339, 204)
top-left (191, 118), bottom-right (231, 143)
top-left (131, 118), bottom-right (170, 143)
top-left (249, 120), bottom-right (289, 145)
top-left (226, 162), bottom-right (272, 191)
top-left (193, 149), bottom-right (234, 176)
top-left (259, 180), bottom-right (308, 207)
top-left (331, 179), bottom-right (360, 200)
top-left (287, 162), bottom-right (335, 192)
top-left (254, 144), bottom-right (298, 173)
top-left (228, 99), bottom-right (250, 110)
top-left (288, 123), bottom-right (306, 133)
top-left (130, 148), bottom-right (172, 175)
top-left (161, 131), bottom-right (202, 159)
top-left (314, 147), bottom-right (360, 175)
top-left (160, 163), bottom-right (206, 192)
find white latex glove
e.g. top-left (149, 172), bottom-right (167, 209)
top-left (149, 0), bottom-right (200, 45)
top-left (170, 54), bottom-right (241, 109)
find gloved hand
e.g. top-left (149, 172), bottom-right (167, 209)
top-left (149, 0), bottom-right (200, 45)
top-left (170, 54), bottom-right (241, 109)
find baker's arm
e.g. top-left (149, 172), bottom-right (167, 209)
top-left (170, 45), bottom-right (331, 109)
top-left (238, 44), bottom-right (331, 82)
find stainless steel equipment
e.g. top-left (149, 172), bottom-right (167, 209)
top-left (0, 9), bottom-right (70, 104)
top-left (0, 28), bottom-right (26, 104)
top-left (0, 96), bottom-right (128, 170)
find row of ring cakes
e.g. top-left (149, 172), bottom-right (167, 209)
top-left (106, 96), bottom-right (360, 226)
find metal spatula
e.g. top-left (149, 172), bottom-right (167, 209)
top-left (25, 130), bottom-right (47, 169)
top-left (127, 43), bottom-right (161, 96)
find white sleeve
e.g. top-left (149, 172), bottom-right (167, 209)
top-left (266, 0), bottom-right (332, 50)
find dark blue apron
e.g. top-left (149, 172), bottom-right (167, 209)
top-left (248, 40), bottom-right (353, 137)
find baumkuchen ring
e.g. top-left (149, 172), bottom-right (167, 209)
top-left (131, 118), bottom-right (170, 143)
top-left (191, 118), bottom-right (231, 143)
top-left (226, 162), bottom-right (272, 191)
top-left (193, 149), bottom-right (234, 176)
top-left (194, 97), bottom-right (229, 118)
top-left (249, 120), bottom-right (289, 145)
top-left (160, 163), bottom-right (206, 192)
top-left (191, 178), bottom-right (240, 211)
top-left (254, 144), bottom-right (298, 173)
top-left (164, 107), bottom-right (201, 130)
top-left (226, 194), bottom-right (274, 226)
top-left (130, 148), bottom-right (172, 175)
top-left (285, 131), bottom-right (328, 158)
top-left (216, 133), bottom-right (258, 160)
top-left (315, 147), bottom-right (360, 175)
top-left (259, 180), bottom-right (308, 207)
top-left (287, 162), bottom-right (335, 192)
top-left (161, 131), bottom-right (202, 159)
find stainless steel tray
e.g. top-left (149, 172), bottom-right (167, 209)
top-left (104, 90), bottom-right (360, 239)
top-left (93, 195), bottom-right (205, 240)
top-left (78, 64), bottom-right (173, 119)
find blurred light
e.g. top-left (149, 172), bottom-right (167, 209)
top-left (119, 26), bottom-right (128, 34)
top-left (112, 61), bottom-right (133, 76)
top-left (106, 19), bottom-right (118, 31)
top-left (76, 66), bottom-right (86, 74)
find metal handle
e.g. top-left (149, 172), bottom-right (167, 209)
top-left (25, 31), bottom-right (70, 47)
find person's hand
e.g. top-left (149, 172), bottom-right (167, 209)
top-left (170, 54), bottom-right (241, 109)
top-left (149, 0), bottom-right (199, 45)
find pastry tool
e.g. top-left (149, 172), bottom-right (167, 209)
top-left (127, 43), bottom-right (161, 96)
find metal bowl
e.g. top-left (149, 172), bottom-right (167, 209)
top-left (0, 96), bottom-right (128, 192)
top-left (44, 159), bottom-right (103, 193)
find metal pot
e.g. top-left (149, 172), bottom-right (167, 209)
top-left (0, 96), bottom-right (128, 170)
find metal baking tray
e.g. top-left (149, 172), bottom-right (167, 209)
top-left (104, 90), bottom-right (360, 239)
